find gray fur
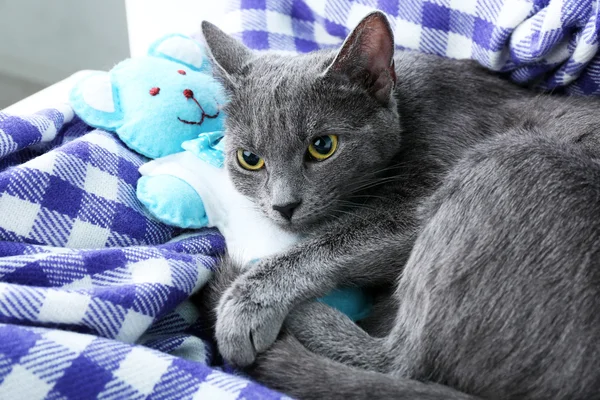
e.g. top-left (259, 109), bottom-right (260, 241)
top-left (197, 11), bottom-right (600, 400)
top-left (285, 302), bottom-right (392, 372)
top-left (248, 332), bottom-right (477, 400)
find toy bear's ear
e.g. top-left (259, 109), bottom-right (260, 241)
top-left (147, 34), bottom-right (210, 72)
top-left (69, 71), bottom-right (124, 131)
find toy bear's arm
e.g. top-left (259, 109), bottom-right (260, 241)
top-left (137, 172), bottom-right (209, 229)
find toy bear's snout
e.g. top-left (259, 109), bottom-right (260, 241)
top-left (177, 90), bottom-right (221, 126)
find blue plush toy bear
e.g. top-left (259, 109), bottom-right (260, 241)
top-left (70, 34), bottom-right (372, 322)
top-left (70, 34), bottom-right (225, 228)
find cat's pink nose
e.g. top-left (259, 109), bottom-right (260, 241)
top-left (183, 89), bottom-right (194, 99)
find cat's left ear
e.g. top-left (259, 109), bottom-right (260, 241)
top-left (201, 21), bottom-right (253, 89)
top-left (325, 11), bottom-right (396, 105)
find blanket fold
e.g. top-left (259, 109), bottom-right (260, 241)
top-left (0, 106), bottom-right (284, 399)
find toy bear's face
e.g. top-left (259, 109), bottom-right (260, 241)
top-left (113, 57), bottom-right (227, 159)
top-left (70, 34), bottom-right (228, 160)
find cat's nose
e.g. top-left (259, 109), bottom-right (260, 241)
top-left (183, 89), bottom-right (194, 99)
top-left (273, 201), bottom-right (301, 221)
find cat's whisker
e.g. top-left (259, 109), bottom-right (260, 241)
top-left (367, 160), bottom-right (427, 174)
top-left (333, 208), bottom-right (372, 224)
top-left (347, 194), bottom-right (391, 201)
top-left (347, 175), bottom-right (400, 187)
top-left (346, 176), bottom-right (404, 193)
top-left (239, 204), bottom-right (261, 212)
top-left (334, 199), bottom-right (397, 221)
top-left (301, 168), bottom-right (314, 182)
top-left (334, 199), bottom-right (379, 212)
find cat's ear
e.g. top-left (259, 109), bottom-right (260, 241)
top-left (201, 21), bottom-right (252, 88)
top-left (325, 11), bottom-right (396, 105)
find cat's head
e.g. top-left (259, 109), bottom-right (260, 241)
top-left (202, 12), bottom-right (402, 232)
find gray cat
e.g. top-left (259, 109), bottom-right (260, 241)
top-left (198, 11), bottom-right (600, 400)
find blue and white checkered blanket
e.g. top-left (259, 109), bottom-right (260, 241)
top-left (214, 0), bottom-right (600, 95)
top-left (2, 0), bottom-right (600, 398)
top-left (0, 108), bottom-right (284, 399)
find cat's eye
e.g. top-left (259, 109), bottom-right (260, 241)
top-left (307, 135), bottom-right (338, 161)
top-left (237, 149), bottom-right (265, 171)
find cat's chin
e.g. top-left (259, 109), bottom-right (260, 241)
top-left (265, 208), bottom-right (329, 233)
top-left (273, 216), bottom-right (327, 235)
top-left (273, 219), bottom-right (301, 233)
top-left (267, 215), bottom-right (307, 233)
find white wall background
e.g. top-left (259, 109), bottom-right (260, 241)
top-left (125, 1), bottom-right (229, 57)
top-left (0, 0), bottom-right (230, 109)
top-left (0, 0), bottom-right (130, 108)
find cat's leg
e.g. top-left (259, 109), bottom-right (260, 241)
top-left (216, 211), bottom-right (418, 366)
top-left (198, 261), bottom-right (393, 371)
top-left (284, 301), bottom-right (392, 372)
top-left (247, 331), bottom-right (478, 400)
top-left (193, 255), bottom-right (244, 336)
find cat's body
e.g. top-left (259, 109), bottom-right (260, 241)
top-left (198, 12), bottom-right (600, 399)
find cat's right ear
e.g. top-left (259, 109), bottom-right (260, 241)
top-left (201, 21), bottom-right (253, 89)
top-left (325, 11), bottom-right (396, 105)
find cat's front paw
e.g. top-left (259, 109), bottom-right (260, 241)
top-left (216, 277), bottom-right (288, 367)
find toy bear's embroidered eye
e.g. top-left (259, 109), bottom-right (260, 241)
top-left (178, 70), bottom-right (187, 75)
top-left (307, 135), bottom-right (338, 161)
top-left (237, 149), bottom-right (265, 171)
top-left (149, 87), bottom-right (160, 96)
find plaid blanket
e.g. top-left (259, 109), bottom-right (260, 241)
top-left (215, 0), bottom-right (600, 95)
top-left (0, 107), bottom-right (285, 399)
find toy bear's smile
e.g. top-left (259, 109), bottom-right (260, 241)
top-left (178, 89), bottom-right (220, 126)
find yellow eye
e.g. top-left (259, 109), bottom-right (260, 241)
top-left (307, 135), bottom-right (338, 161)
top-left (237, 149), bottom-right (265, 170)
